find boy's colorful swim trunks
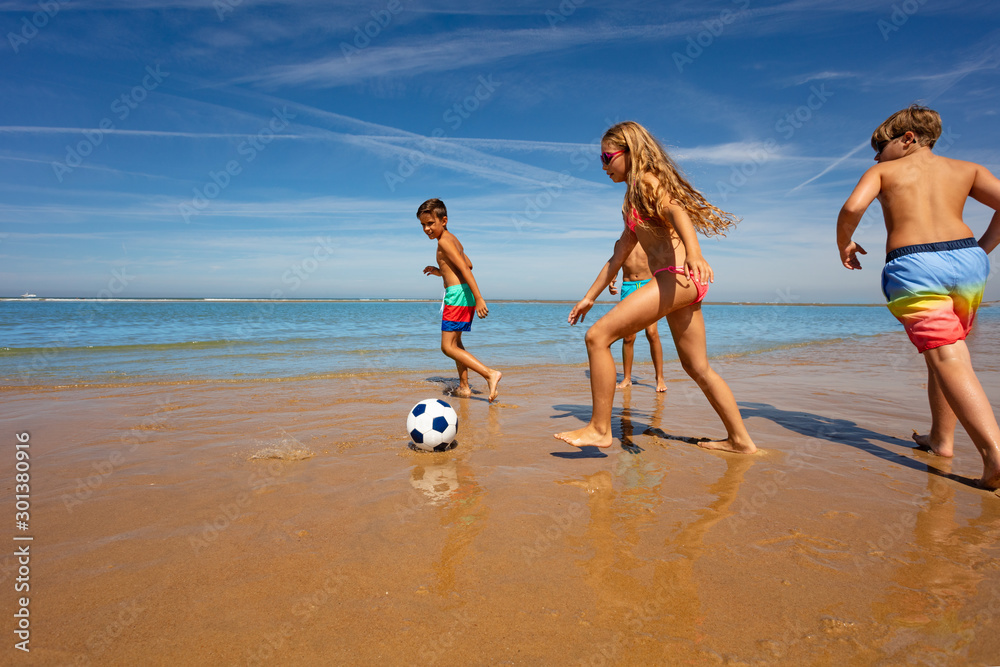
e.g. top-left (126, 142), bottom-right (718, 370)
top-left (620, 279), bottom-right (650, 301)
top-left (880, 237), bottom-right (989, 353)
top-left (442, 283), bottom-right (475, 332)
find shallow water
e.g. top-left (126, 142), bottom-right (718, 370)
top-left (4, 299), bottom-right (978, 385)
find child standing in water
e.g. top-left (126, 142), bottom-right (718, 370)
top-left (608, 243), bottom-right (668, 392)
top-left (555, 121), bottom-right (756, 453)
top-left (418, 198), bottom-right (503, 402)
top-left (837, 105), bottom-right (1000, 490)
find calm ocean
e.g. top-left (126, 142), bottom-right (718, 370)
top-left (2, 299), bottom-right (995, 385)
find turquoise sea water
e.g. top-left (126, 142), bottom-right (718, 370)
top-left (2, 299), bottom-right (996, 385)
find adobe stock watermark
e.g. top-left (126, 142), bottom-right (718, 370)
top-left (7, 0), bottom-right (66, 54)
top-left (510, 172), bottom-right (574, 233)
top-left (189, 434), bottom-right (310, 556)
top-left (61, 398), bottom-right (173, 514)
top-left (877, 0), bottom-right (929, 41)
top-left (242, 571), bottom-right (349, 666)
top-left (214, 0), bottom-right (243, 21)
top-left (579, 580), bottom-right (680, 666)
top-left (178, 106), bottom-right (296, 223)
top-left (714, 84), bottom-right (833, 203)
top-left (17, 265), bottom-right (135, 382)
top-left (521, 502), bottom-right (585, 565)
top-left (52, 65), bottom-right (169, 183)
top-left (849, 502), bottom-right (921, 573)
top-left (220, 235), bottom-right (336, 353)
top-left (672, 0), bottom-right (751, 73)
top-left (67, 599), bottom-right (146, 666)
top-left (417, 610), bottom-right (476, 665)
top-left (341, 0), bottom-right (405, 62)
top-left (509, 118), bottom-right (619, 234)
top-left (384, 74), bottom-right (501, 191)
top-left (545, 0), bottom-right (585, 28)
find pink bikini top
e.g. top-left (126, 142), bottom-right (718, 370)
top-left (626, 207), bottom-right (643, 233)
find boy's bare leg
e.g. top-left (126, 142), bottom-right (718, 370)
top-left (666, 304), bottom-right (756, 454)
top-left (441, 332), bottom-right (502, 402)
top-left (646, 322), bottom-right (667, 392)
top-left (617, 334), bottom-right (636, 388)
top-left (921, 341), bottom-right (1000, 489)
top-left (912, 359), bottom-right (956, 457)
top-left (453, 335), bottom-right (472, 397)
top-left (555, 277), bottom-right (691, 448)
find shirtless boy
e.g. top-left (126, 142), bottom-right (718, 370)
top-left (609, 243), bottom-right (668, 392)
top-left (837, 104), bottom-right (1000, 490)
top-left (418, 198), bottom-right (502, 402)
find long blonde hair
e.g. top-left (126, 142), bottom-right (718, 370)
top-left (603, 121), bottom-right (738, 237)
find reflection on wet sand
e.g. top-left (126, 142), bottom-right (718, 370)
top-left (641, 455), bottom-right (756, 663)
top-left (407, 397), bottom-right (490, 600)
top-left (869, 464), bottom-right (1000, 664)
top-left (564, 412), bottom-right (757, 664)
top-left (410, 461), bottom-right (461, 505)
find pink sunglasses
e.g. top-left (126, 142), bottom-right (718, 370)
top-left (600, 149), bottom-right (626, 166)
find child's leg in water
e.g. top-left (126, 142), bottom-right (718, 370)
top-left (618, 333), bottom-right (636, 388)
top-left (441, 331), bottom-right (503, 402)
top-left (453, 335), bottom-right (471, 397)
top-left (665, 304), bottom-right (756, 453)
top-left (918, 341), bottom-right (1000, 489)
top-left (646, 321), bottom-right (668, 392)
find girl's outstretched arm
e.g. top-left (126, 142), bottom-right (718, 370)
top-left (568, 230), bottom-right (636, 325)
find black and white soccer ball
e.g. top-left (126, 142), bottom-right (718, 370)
top-left (406, 399), bottom-right (458, 451)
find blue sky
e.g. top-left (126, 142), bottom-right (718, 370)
top-left (1, 0), bottom-right (998, 303)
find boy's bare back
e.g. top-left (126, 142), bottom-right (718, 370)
top-left (871, 150), bottom-right (980, 251)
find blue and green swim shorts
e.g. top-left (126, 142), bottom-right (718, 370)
top-left (442, 283), bottom-right (475, 332)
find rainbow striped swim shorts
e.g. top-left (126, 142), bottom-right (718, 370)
top-left (442, 283), bottom-right (475, 332)
top-left (880, 237), bottom-right (989, 353)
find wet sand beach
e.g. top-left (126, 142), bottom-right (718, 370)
top-left (3, 327), bottom-right (1000, 665)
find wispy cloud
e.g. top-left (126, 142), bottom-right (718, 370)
top-left (0, 126), bottom-right (305, 139)
top-left (787, 42), bottom-right (1000, 194)
top-left (785, 141), bottom-right (868, 195)
top-left (239, 24), bottom-right (698, 89)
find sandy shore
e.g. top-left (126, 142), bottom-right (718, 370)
top-left (3, 326), bottom-right (1000, 665)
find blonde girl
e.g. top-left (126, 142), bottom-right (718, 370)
top-left (554, 121), bottom-right (756, 453)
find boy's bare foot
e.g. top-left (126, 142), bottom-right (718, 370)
top-left (697, 437), bottom-right (757, 454)
top-left (554, 425), bottom-right (613, 448)
top-left (912, 431), bottom-right (953, 457)
top-left (979, 460), bottom-right (1000, 491)
top-left (616, 378), bottom-right (632, 389)
top-left (487, 370), bottom-right (503, 403)
top-left (453, 385), bottom-right (472, 398)
top-left (655, 378), bottom-right (667, 393)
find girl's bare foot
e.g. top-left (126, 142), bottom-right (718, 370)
top-left (912, 431), bottom-right (953, 457)
top-left (554, 425), bottom-right (613, 448)
top-left (453, 385), bottom-right (472, 398)
top-left (616, 378), bottom-right (632, 389)
top-left (487, 370), bottom-right (503, 403)
top-left (697, 437), bottom-right (757, 454)
top-left (655, 378), bottom-right (667, 393)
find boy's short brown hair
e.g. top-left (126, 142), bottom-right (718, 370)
top-left (871, 104), bottom-right (942, 151)
top-left (416, 198), bottom-right (447, 220)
